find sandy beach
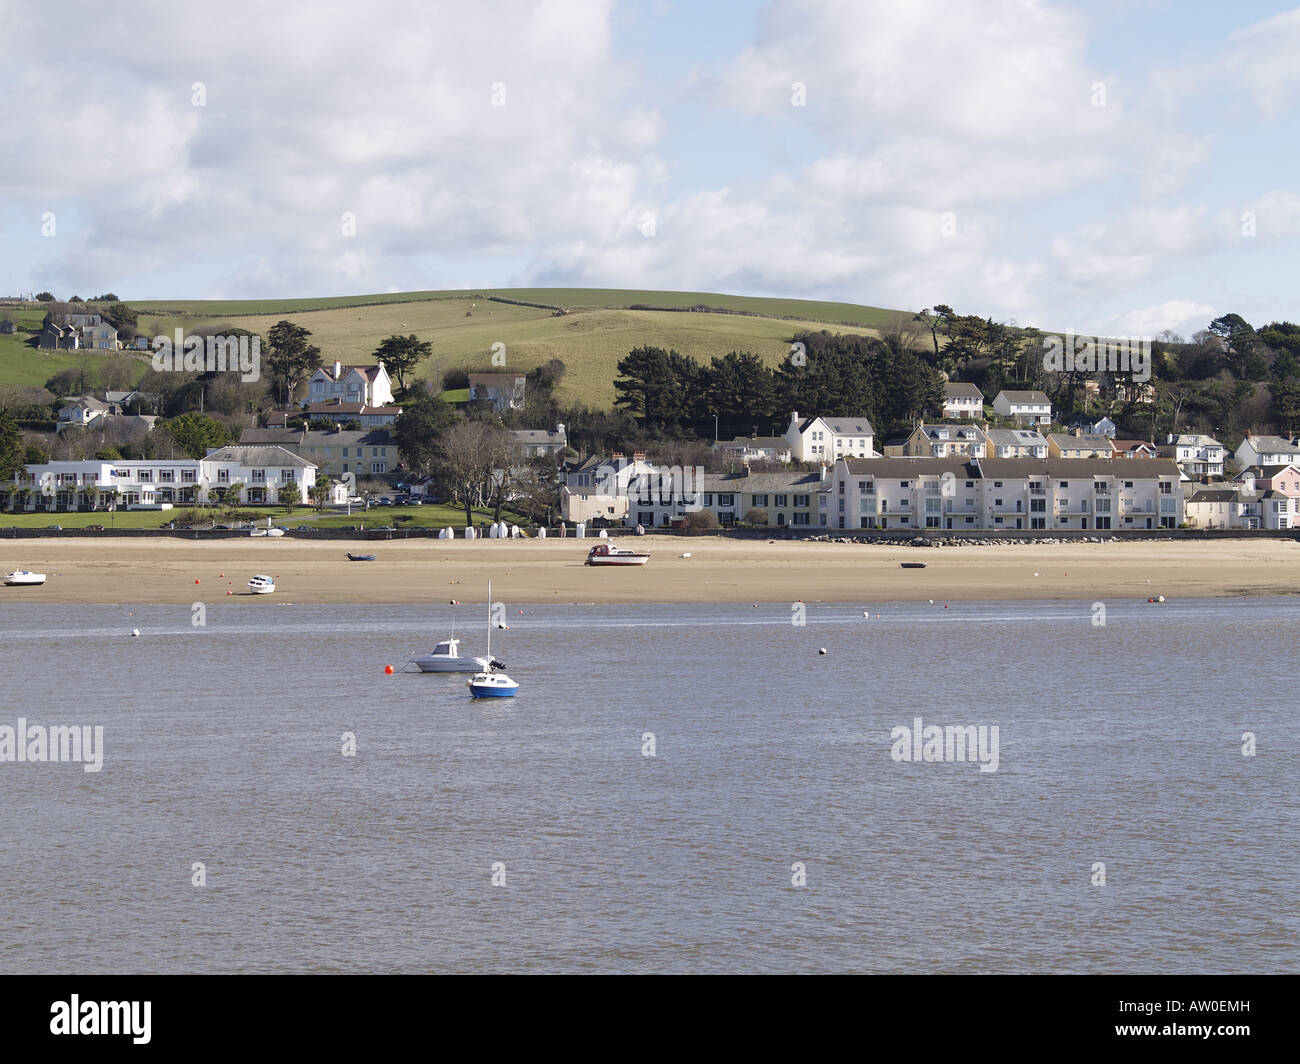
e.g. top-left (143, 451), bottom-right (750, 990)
top-left (3, 535), bottom-right (1298, 604)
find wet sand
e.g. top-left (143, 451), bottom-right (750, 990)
top-left (3, 535), bottom-right (1298, 604)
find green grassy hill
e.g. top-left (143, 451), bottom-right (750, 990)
top-left (132, 288), bottom-right (902, 409)
top-left (4, 288), bottom-right (910, 409)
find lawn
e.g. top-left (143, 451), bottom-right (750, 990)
top-left (0, 507), bottom-right (319, 529)
top-left (308, 503), bottom-right (528, 529)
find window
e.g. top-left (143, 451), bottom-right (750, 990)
top-left (217, 469), bottom-right (229, 483)
top-left (371, 463), bottom-right (386, 474)
top-left (1124, 481), bottom-right (1134, 488)
top-left (1030, 498), bottom-right (1046, 513)
top-left (137, 469), bottom-right (152, 482)
top-left (793, 512), bottom-right (810, 525)
top-left (753, 494), bottom-right (768, 506)
top-left (182, 469), bottom-right (196, 483)
top-left (899, 481), bottom-right (909, 488)
top-left (281, 469), bottom-right (295, 481)
top-left (774, 495), bottom-right (787, 507)
top-left (794, 495), bottom-right (809, 507)
top-left (159, 469), bottom-right (175, 482)
top-left (1059, 481), bottom-right (1069, 488)
top-left (252, 469), bottom-right (266, 483)
top-left (718, 493), bottom-right (734, 506)
top-left (1159, 482), bottom-right (1172, 495)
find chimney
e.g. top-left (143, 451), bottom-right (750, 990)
top-left (333, 360), bottom-right (341, 379)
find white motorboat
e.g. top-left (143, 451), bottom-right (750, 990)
top-left (409, 637), bottom-right (491, 674)
top-left (248, 574), bottom-right (275, 594)
top-left (4, 570), bottom-right (46, 586)
top-left (585, 543), bottom-right (651, 566)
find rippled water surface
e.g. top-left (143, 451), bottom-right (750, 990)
top-left (0, 597), bottom-right (1296, 972)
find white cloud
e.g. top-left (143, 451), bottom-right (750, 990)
top-left (1226, 7), bottom-right (1300, 119)
top-left (1102, 300), bottom-right (1216, 340)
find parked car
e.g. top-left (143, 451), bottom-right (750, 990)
top-left (45, 524), bottom-right (62, 530)
top-left (86, 524), bottom-right (105, 531)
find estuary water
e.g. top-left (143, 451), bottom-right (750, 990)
top-left (0, 597), bottom-right (1296, 973)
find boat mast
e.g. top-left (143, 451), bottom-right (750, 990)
top-left (486, 579), bottom-right (491, 661)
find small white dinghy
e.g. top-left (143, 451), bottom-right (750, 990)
top-left (248, 574), bottom-right (275, 594)
top-left (4, 570), bottom-right (46, 586)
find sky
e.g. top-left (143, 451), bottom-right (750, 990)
top-left (1, 0), bottom-right (1297, 338)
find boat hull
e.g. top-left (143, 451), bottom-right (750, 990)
top-left (585, 555), bottom-right (650, 566)
top-left (412, 657), bottom-right (489, 673)
top-left (468, 685), bottom-right (517, 698)
top-left (4, 572), bottom-right (45, 586)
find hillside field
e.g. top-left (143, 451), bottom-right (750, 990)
top-left (4, 289), bottom-right (912, 409)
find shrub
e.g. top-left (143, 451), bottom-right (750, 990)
top-left (743, 507), bottom-right (769, 526)
top-left (681, 510), bottom-right (720, 533)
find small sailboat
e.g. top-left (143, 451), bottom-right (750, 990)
top-left (466, 671), bottom-right (519, 698)
top-left (248, 574), bottom-right (276, 594)
top-left (4, 570), bottom-right (46, 586)
top-left (467, 580), bottom-right (518, 698)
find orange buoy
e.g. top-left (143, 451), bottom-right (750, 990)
top-left (194, 579), bottom-right (200, 584)
top-left (384, 665), bottom-right (394, 675)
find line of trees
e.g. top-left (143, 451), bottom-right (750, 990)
top-left (612, 331), bottom-right (943, 441)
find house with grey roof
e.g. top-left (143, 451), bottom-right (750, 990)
top-left (1234, 434), bottom-right (1300, 471)
top-left (1047, 432), bottom-right (1114, 459)
top-left (510, 422), bottom-right (568, 459)
top-left (1157, 433), bottom-right (1226, 479)
top-left (992, 390), bottom-right (1052, 425)
top-left (712, 435), bottom-right (793, 464)
top-left (202, 444), bottom-right (317, 505)
top-left (901, 423), bottom-right (987, 459)
top-left (783, 411), bottom-right (874, 461)
top-left (626, 467), bottom-right (828, 529)
top-left (941, 381), bottom-right (984, 419)
top-left (983, 427), bottom-right (1049, 459)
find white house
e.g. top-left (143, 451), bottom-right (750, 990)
top-left (941, 382), bottom-right (984, 419)
top-left (992, 390), bottom-right (1052, 426)
top-left (783, 412), bottom-right (875, 462)
top-left (1157, 434), bottom-right (1226, 479)
top-left (201, 445), bottom-right (317, 504)
top-left (305, 361), bottom-right (395, 409)
top-left (1234, 434), bottom-right (1300, 470)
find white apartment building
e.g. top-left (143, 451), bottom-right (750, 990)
top-left (831, 457), bottom-right (1183, 531)
top-left (3, 446), bottom-right (317, 510)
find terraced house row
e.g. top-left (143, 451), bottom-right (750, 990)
top-left (624, 457), bottom-right (1185, 530)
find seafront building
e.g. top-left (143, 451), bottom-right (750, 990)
top-left (2, 446), bottom-right (318, 510)
top-left (610, 456), bottom-right (1185, 530)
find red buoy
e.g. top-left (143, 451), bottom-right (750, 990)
top-left (384, 665), bottom-right (394, 675)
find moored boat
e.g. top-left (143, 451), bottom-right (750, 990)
top-left (409, 637), bottom-right (491, 673)
top-left (346, 552), bottom-right (376, 561)
top-left (585, 543), bottom-right (651, 566)
top-left (467, 671), bottom-right (519, 698)
top-left (4, 570), bottom-right (46, 586)
top-left (248, 574), bottom-right (276, 594)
